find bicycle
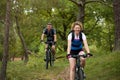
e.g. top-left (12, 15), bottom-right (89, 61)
top-left (44, 41), bottom-right (55, 69)
top-left (71, 53), bottom-right (93, 80)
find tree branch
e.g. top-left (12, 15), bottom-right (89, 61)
top-left (68, 0), bottom-right (83, 6)
top-left (68, 0), bottom-right (78, 5)
top-left (86, 16), bottom-right (100, 34)
top-left (85, 0), bottom-right (103, 4)
top-left (85, 0), bottom-right (112, 8)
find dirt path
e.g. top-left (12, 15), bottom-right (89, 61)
top-left (53, 67), bottom-right (70, 80)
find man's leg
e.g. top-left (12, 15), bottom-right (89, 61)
top-left (45, 44), bottom-right (48, 51)
top-left (52, 45), bottom-right (55, 60)
top-left (44, 44), bottom-right (48, 61)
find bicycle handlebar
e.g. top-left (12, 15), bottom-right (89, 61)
top-left (71, 53), bottom-right (93, 58)
top-left (45, 41), bottom-right (54, 44)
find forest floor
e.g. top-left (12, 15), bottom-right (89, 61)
top-left (53, 67), bottom-right (69, 80)
top-left (6, 51), bottom-right (120, 80)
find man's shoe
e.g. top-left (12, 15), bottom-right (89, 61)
top-left (83, 73), bottom-right (86, 79)
top-left (52, 56), bottom-right (55, 61)
top-left (44, 56), bottom-right (46, 61)
top-left (44, 58), bottom-right (46, 61)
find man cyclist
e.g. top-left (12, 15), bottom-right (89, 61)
top-left (41, 23), bottom-right (57, 60)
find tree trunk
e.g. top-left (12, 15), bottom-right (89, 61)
top-left (113, 0), bottom-right (120, 51)
top-left (69, 0), bottom-right (85, 27)
top-left (108, 26), bottom-right (113, 52)
top-left (15, 16), bottom-right (29, 63)
top-left (77, 0), bottom-right (85, 24)
top-left (0, 0), bottom-right (11, 80)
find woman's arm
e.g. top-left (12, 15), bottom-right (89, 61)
top-left (67, 40), bottom-right (71, 54)
top-left (83, 39), bottom-right (90, 53)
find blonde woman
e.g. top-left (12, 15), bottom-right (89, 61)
top-left (67, 21), bottom-right (92, 80)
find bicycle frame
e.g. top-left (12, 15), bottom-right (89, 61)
top-left (45, 41), bottom-right (54, 69)
top-left (72, 55), bottom-right (87, 80)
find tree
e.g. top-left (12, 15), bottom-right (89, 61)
top-left (113, 0), bottom-right (120, 51)
top-left (0, 0), bottom-right (11, 79)
top-left (68, 0), bottom-right (112, 25)
top-left (15, 16), bottom-right (29, 63)
top-left (68, 0), bottom-right (85, 24)
top-left (14, 0), bottom-right (29, 63)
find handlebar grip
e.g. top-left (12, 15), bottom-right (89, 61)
top-left (87, 53), bottom-right (93, 56)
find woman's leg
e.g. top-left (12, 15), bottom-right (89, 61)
top-left (79, 51), bottom-right (86, 68)
top-left (69, 58), bottom-right (76, 80)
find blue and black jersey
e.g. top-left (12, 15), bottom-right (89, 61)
top-left (43, 28), bottom-right (56, 41)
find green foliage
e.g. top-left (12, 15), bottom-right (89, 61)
top-left (0, 0), bottom-right (114, 62)
top-left (0, 0), bottom-right (5, 60)
top-left (6, 51), bottom-right (68, 80)
top-left (0, 45), bottom-right (3, 61)
top-left (84, 1), bottom-right (114, 51)
top-left (85, 51), bottom-right (120, 80)
top-left (4, 49), bottom-right (120, 80)
top-left (0, 0), bottom-right (6, 19)
top-left (1, 1), bottom-right (117, 79)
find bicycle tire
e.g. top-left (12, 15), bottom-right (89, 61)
top-left (75, 67), bottom-right (79, 80)
top-left (50, 52), bottom-right (54, 67)
top-left (45, 50), bottom-right (50, 69)
top-left (79, 68), bottom-right (84, 80)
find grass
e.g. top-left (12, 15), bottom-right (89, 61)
top-left (85, 51), bottom-right (120, 80)
top-left (0, 50), bottom-right (120, 80)
top-left (6, 52), bottom-right (68, 80)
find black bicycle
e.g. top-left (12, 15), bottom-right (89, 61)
top-left (71, 53), bottom-right (92, 80)
top-left (45, 41), bottom-right (55, 69)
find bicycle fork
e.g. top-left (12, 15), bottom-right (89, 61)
top-left (75, 59), bottom-right (84, 80)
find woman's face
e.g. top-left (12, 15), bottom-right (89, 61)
top-left (73, 25), bottom-right (81, 34)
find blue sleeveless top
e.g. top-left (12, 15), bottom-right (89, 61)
top-left (71, 39), bottom-right (83, 51)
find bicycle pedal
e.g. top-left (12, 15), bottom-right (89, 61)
top-left (44, 59), bottom-right (46, 61)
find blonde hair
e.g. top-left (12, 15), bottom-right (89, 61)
top-left (71, 21), bottom-right (83, 31)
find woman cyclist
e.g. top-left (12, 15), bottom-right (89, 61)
top-left (67, 21), bottom-right (91, 80)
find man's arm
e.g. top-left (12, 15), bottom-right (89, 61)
top-left (54, 34), bottom-right (57, 42)
top-left (53, 29), bottom-right (57, 42)
top-left (41, 34), bottom-right (45, 41)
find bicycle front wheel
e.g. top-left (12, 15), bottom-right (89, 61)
top-left (78, 68), bottom-right (84, 80)
top-left (45, 50), bottom-right (50, 69)
top-left (50, 52), bottom-right (54, 67)
top-left (75, 67), bottom-right (79, 80)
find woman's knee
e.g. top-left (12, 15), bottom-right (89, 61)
top-left (70, 66), bottom-right (75, 72)
top-left (81, 57), bottom-right (86, 61)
